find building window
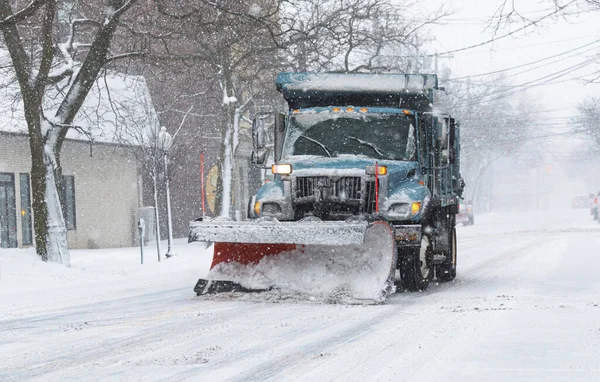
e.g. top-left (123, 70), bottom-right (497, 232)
top-left (19, 173), bottom-right (33, 245)
top-left (61, 175), bottom-right (76, 230)
top-left (0, 172), bottom-right (17, 248)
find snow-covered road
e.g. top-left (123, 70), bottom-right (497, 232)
top-left (2, 209), bottom-right (600, 381)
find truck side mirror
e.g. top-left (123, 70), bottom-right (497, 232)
top-left (439, 117), bottom-right (451, 165)
top-left (274, 113), bottom-right (286, 162)
top-left (251, 112), bottom-right (273, 165)
top-left (448, 118), bottom-right (457, 164)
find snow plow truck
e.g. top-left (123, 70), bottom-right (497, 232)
top-left (189, 72), bottom-right (464, 302)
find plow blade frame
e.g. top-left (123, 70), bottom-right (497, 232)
top-left (191, 220), bottom-right (399, 301)
top-left (189, 219), bottom-right (369, 246)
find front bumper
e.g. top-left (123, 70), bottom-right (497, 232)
top-left (392, 224), bottom-right (422, 246)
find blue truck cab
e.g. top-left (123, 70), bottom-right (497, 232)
top-left (249, 72), bottom-right (463, 290)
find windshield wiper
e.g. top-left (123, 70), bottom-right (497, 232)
top-left (299, 136), bottom-right (334, 157)
top-left (348, 136), bottom-right (386, 158)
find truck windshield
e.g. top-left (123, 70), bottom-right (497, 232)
top-left (282, 112), bottom-right (417, 160)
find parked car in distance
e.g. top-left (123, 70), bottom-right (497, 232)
top-left (456, 201), bottom-right (474, 226)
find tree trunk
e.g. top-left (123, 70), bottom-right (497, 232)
top-left (216, 66), bottom-right (237, 218)
top-left (0, 0), bottom-right (134, 266)
top-left (29, 130), bottom-right (50, 261)
top-left (42, 145), bottom-right (70, 266)
top-left (219, 108), bottom-right (235, 218)
top-left (27, 120), bottom-right (70, 265)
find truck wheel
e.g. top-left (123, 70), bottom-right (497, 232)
top-left (399, 236), bottom-right (431, 291)
top-left (383, 239), bottom-right (399, 298)
top-left (437, 227), bottom-right (457, 282)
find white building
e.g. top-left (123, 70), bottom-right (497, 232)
top-left (0, 66), bottom-right (157, 249)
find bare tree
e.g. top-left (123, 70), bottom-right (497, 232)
top-left (281, 0), bottom-right (448, 73)
top-left (146, 1), bottom-right (284, 218)
top-left (0, 0), bottom-right (140, 264)
top-left (574, 97), bottom-right (600, 151)
top-left (438, 76), bottom-right (536, 209)
top-left (145, 0), bottom-right (451, 218)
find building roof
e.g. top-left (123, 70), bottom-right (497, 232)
top-left (0, 52), bottom-right (158, 146)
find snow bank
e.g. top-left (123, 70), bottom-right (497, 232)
top-left (0, 239), bottom-right (212, 318)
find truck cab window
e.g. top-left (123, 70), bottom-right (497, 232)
top-left (282, 112), bottom-right (417, 161)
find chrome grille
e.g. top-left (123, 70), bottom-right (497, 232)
top-left (295, 176), bottom-right (362, 200)
top-left (364, 180), bottom-right (377, 213)
top-left (332, 177), bottom-right (361, 200)
top-left (296, 176), bottom-right (323, 199)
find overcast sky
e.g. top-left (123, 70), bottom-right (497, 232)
top-left (423, 0), bottom-right (600, 110)
top-left (418, 0), bottom-right (600, 191)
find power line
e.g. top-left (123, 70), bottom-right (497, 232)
top-left (496, 107), bottom-right (579, 116)
top-left (445, 34), bottom-right (600, 55)
top-left (439, 10), bottom-right (594, 25)
top-left (436, 0), bottom-right (579, 56)
top-left (449, 38), bottom-right (600, 80)
top-left (447, 70), bottom-right (598, 88)
top-left (449, 57), bottom-right (597, 109)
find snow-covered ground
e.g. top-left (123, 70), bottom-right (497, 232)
top-left (2, 209), bottom-right (600, 381)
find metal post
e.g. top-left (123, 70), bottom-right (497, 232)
top-left (165, 153), bottom-right (174, 257)
top-left (375, 162), bottom-right (379, 213)
top-left (153, 165), bottom-right (161, 262)
top-left (138, 218), bottom-right (145, 264)
top-left (156, 126), bottom-right (173, 260)
top-left (201, 152), bottom-right (206, 217)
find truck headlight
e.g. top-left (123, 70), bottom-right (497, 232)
top-left (388, 203), bottom-right (410, 217)
top-left (388, 202), bottom-right (422, 218)
top-left (254, 201), bottom-right (261, 215)
top-left (365, 165), bottom-right (387, 175)
top-left (411, 202), bottom-right (421, 215)
top-left (272, 164), bottom-right (292, 174)
top-left (262, 203), bottom-right (282, 215)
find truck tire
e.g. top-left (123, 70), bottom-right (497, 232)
top-left (383, 239), bottom-right (399, 298)
top-left (437, 227), bottom-right (457, 282)
top-left (399, 236), bottom-right (431, 291)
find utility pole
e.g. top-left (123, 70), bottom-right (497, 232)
top-left (158, 127), bottom-right (174, 258)
top-left (434, 51), bottom-right (454, 77)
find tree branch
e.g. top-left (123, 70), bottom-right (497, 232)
top-left (55, 0), bottom-right (139, 127)
top-left (0, 0), bottom-right (48, 27)
top-left (104, 51), bottom-right (146, 64)
top-left (0, 0), bottom-right (36, 125)
top-left (34, 0), bottom-right (56, 96)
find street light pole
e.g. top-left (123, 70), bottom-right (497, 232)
top-left (158, 126), bottom-right (174, 258)
top-left (152, 161), bottom-right (161, 262)
top-left (164, 153), bottom-right (174, 257)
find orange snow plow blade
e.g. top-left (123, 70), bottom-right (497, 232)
top-left (190, 219), bottom-right (398, 302)
top-left (211, 242), bottom-right (298, 267)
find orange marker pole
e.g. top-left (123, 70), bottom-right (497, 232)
top-left (375, 162), bottom-right (379, 213)
top-left (200, 152), bottom-right (205, 217)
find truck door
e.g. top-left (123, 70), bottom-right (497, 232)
top-left (418, 114), bottom-right (434, 189)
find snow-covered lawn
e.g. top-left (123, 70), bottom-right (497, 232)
top-left (0, 239), bottom-right (212, 320)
